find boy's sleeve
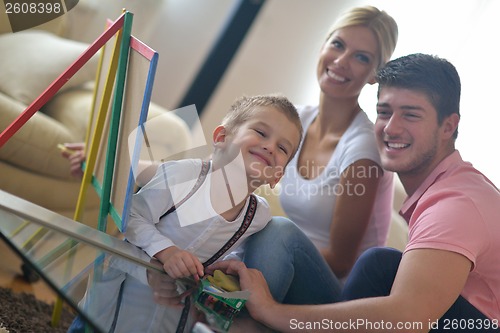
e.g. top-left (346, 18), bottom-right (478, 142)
top-left (125, 164), bottom-right (177, 257)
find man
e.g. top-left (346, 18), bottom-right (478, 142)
top-left (209, 54), bottom-right (500, 332)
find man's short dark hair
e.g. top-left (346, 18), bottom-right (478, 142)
top-left (376, 53), bottom-right (461, 138)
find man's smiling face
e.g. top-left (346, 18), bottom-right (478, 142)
top-left (375, 86), bottom-right (442, 178)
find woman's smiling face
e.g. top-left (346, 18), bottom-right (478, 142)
top-left (317, 25), bottom-right (380, 99)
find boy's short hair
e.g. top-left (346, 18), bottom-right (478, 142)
top-left (222, 94), bottom-right (303, 158)
top-left (376, 53), bottom-right (461, 138)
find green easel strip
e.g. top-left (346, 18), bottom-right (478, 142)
top-left (97, 11), bottom-right (134, 232)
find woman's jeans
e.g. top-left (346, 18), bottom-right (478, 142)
top-left (343, 247), bottom-right (499, 332)
top-left (243, 216), bottom-right (342, 304)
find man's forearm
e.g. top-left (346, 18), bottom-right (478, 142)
top-left (254, 297), bottom-right (430, 333)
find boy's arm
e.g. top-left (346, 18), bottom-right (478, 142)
top-left (126, 190), bottom-right (176, 257)
top-left (154, 246), bottom-right (204, 279)
top-left (126, 162), bottom-right (205, 279)
top-left (125, 164), bottom-right (177, 257)
top-left (127, 186), bottom-right (204, 279)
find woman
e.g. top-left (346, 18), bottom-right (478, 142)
top-left (244, 5), bottom-right (399, 303)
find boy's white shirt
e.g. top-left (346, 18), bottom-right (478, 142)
top-left (126, 158), bottom-right (271, 263)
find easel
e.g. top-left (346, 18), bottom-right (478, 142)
top-left (50, 13), bottom-right (162, 327)
top-left (0, 10), bottom-right (162, 328)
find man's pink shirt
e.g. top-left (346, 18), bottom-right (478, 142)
top-left (401, 150), bottom-right (500, 320)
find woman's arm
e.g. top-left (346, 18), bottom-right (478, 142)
top-left (321, 159), bottom-right (383, 278)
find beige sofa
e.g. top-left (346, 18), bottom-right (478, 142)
top-left (0, 14), bottom-right (191, 228)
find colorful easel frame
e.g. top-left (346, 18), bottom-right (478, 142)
top-left (0, 11), bottom-right (132, 271)
top-left (1, 10), bottom-right (161, 327)
top-left (60, 38), bottom-right (160, 329)
top-left (91, 35), bottom-right (159, 232)
top-left (0, 12), bottom-right (132, 251)
top-left (73, 13), bottom-right (133, 230)
top-left (53, 27), bottom-right (160, 330)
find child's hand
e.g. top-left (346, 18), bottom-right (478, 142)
top-left (146, 259), bottom-right (189, 308)
top-left (59, 143), bottom-right (85, 179)
top-left (155, 246), bottom-right (204, 280)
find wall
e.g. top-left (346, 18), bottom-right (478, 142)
top-left (66, 0), bottom-right (500, 186)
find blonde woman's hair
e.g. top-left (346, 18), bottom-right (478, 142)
top-left (326, 6), bottom-right (398, 68)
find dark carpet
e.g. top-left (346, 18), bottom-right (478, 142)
top-left (0, 287), bottom-right (75, 333)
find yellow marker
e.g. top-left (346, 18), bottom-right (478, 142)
top-left (57, 143), bottom-right (77, 155)
top-left (207, 270), bottom-right (241, 292)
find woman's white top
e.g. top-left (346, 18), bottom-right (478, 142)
top-left (280, 105), bottom-right (394, 255)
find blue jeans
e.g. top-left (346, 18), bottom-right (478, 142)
top-left (343, 247), bottom-right (499, 332)
top-left (243, 216), bottom-right (342, 304)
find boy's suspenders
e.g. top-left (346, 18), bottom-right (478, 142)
top-left (159, 160), bottom-right (211, 219)
top-left (203, 193), bottom-right (257, 267)
top-left (176, 194), bottom-right (257, 333)
top-left (165, 160), bottom-right (258, 332)
top-left (160, 161), bottom-right (258, 253)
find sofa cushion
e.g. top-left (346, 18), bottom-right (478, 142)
top-left (0, 30), bottom-right (98, 106)
top-left (0, 91), bottom-right (77, 180)
top-left (42, 86), bottom-right (95, 142)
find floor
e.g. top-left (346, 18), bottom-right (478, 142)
top-left (0, 238), bottom-right (57, 305)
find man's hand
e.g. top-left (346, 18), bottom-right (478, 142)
top-left (206, 260), bottom-right (277, 321)
top-left (154, 246), bottom-right (204, 280)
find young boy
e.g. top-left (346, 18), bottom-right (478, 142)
top-left (125, 94), bottom-right (303, 280)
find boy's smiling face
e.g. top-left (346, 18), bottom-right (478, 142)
top-left (213, 106), bottom-right (301, 190)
